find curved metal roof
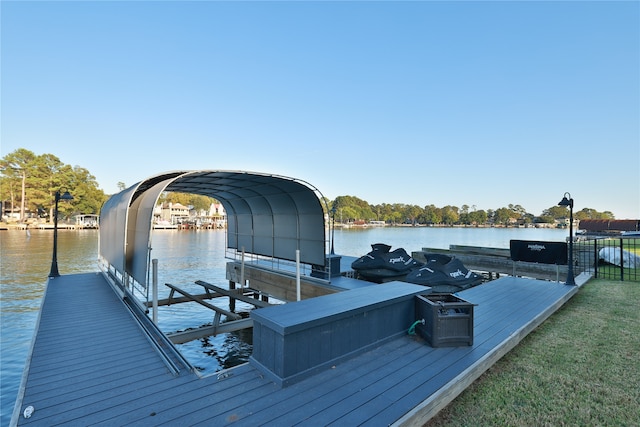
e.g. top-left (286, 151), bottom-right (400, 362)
top-left (99, 170), bottom-right (329, 289)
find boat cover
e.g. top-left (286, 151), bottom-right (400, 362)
top-left (351, 243), bottom-right (423, 283)
top-left (405, 255), bottom-right (483, 292)
top-left (598, 247), bottom-right (640, 269)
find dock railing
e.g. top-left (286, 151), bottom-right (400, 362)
top-left (224, 247), bottom-right (330, 282)
top-left (98, 257), bottom-right (150, 308)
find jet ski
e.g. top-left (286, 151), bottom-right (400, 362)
top-left (405, 253), bottom-right (483, 292)
top-left (351, 243), bottom-right (423, 283)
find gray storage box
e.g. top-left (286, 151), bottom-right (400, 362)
top-left (251, 282), bottom-right (427, 387)
top-left (415, 293), bottom-right (475, 347)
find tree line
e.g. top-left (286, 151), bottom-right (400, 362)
top-left (324, 195), bottom-right (615, 226)
top-left (1, 148), bottom-right (615, 225)
top-left (1, 148), bottom-right (108, 221)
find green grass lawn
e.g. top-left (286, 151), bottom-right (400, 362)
top-left (426, 279), bottom-right (640, 426)
top-left (595, 265), bottom-right (640, 282)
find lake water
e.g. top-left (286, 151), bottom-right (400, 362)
top-left (0, 226), bottom-right (567, 424)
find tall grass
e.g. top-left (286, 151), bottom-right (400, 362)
top-left (426, 279), bottom-right (640, 426)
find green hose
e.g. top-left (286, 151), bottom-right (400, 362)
top-left (408, 319), bottom-right (425, 335)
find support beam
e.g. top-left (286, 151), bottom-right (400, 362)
top-left (164, 283), bottom-right (241, 320)
top-left (195, 280), bottom-right (272, 308)
top-left (229, 280), bottom-right (236, 312)
top-left (167, 318), bottom-right (254, 344)
top-left (144, 292), bottom-right (224, 308)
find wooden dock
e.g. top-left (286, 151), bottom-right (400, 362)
top-left (11, 270), bottom-right (585, 426)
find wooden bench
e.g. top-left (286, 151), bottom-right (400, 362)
top-left (250, 281), bottom-right (428, 387)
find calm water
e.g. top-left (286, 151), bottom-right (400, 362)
top-left (0, 226), bottom-right (567, 424)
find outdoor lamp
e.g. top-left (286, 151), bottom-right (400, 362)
top-left (558, 192), bottom-right (576, 286)
top-left (48, 190), bottom-right (74, 278)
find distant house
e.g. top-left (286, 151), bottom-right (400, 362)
top-left (157, 202), bottom-right (190, 225)
top-left (187, 202), bottom-right (227, 228)
top-left (207, 202), bottom-right (226, 227)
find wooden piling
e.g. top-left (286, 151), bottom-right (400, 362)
top-left (229, 280), bottom-right (236, 312)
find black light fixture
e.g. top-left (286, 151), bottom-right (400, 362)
top-left (48, 190), bottom-right (74, 278)
top-left (558, 192), bottom-right (576, 286)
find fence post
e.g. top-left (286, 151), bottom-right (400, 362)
top-left (619, 238), bottom-right (624, 281)
top-left (593, 239), bottom-right (599, 278)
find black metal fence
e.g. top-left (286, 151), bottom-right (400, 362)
top-left (574, 237), bottom-right (640, 282)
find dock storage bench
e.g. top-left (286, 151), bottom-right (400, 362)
top-left (415, 293), bottom-right (475, 347)
top-left (250, 281), bottom-right (427, 387)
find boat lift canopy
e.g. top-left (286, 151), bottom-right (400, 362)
top-left (99, 170), bottom-right (328, 289)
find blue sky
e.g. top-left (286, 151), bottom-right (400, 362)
top-left (2, 1), bottom-right (638, 218)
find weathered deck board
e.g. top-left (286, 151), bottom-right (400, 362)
top-left (13, 272), bottom-right (581, 426)
top-left (12, 273), bottom-right (192, 426)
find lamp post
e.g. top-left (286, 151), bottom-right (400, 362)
top-left (558, 192), bottom-right (576, 286)
top-left (48, 190), bottom-right (74, 278)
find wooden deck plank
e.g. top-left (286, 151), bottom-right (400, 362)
top-left (323, 279), bottom-right (577, 426)
top-left (389, 279), bottom-right (580, 425)
top-left (13, 273), bottom-right (197, 426)
top-left (197, 339), bottom-right (427, 426)
top-left (122, 372), bottom-right (271, 424)
top-left (210, 277), bottom-right (577, 426)
top-left (111, 380), bottom-right (276, 426)
top-left (14, 272), bottom-right (580, 426)
top-left (24, 373), bottom-right (190, 424)
top-left (316, 344), bottom-right (462, 425)
top-left (23, 350), bottom-right (166, 392)
top-left (36, 375), bottom-right (197, 426)
top-left (92, 365), bottom-right (269, 425)
top-left (27, 336), bottom-right (150, 367)
top-left (23, 366), bottom-right (170, 409)
top-left (26, 334), bottom-right (147, 362)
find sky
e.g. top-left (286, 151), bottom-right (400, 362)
top-left (1, 1), bottom-right (639, 219)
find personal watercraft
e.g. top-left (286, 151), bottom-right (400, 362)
top-left (404, 253), bottom-right (483, 292)
top-left (351, 243), bottom-right (423, 283)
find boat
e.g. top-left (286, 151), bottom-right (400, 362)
top-left (153, 220), bottom-right (178, 229)
top-left (598, 247), bottom-right (640, 268)
top-left (350, 243), bottom-right (423, 283)
top-left (74, 214), bottom-right (99, 229)
top-left (404, 253), bottom-right (484, 292)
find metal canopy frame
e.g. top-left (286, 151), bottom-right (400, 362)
top-left (99, 170), bottom-right (329, 291)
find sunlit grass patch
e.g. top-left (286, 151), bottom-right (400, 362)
top-left (426, 279), bottom-right (640, 426)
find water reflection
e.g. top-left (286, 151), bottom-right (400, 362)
top-left (202, 329), bottom-right (253, 370)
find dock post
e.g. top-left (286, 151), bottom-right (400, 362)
top-left (240, 247), bottom-right (245, 290)
top-left (229, 280), bottom-right (236, 312)
top-left (152, 259), bottom-right (158, 324)
top-left (296, 249), bottom-right (301, 301)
